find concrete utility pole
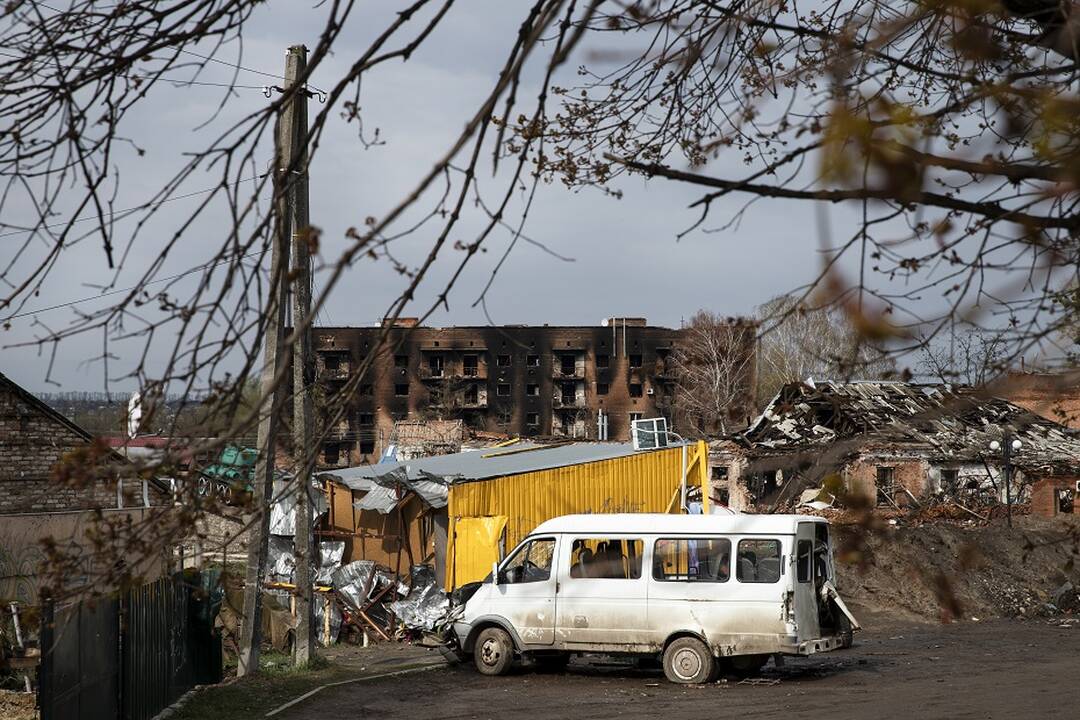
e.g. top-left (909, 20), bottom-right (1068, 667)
top-left (237, 44), bottom-right (316, 675)
top-left (285, 44), bottom-right (317, 666)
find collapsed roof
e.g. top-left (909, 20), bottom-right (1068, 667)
top-left (733, 380), bottom-right (1080, 475)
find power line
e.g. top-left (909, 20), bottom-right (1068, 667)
top-left (0, 176), bottom-right (265, 239)
top-left (2, 250), bottom-right (264, 322)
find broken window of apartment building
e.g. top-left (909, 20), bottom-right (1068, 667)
top-left (629, 412), bottom-right (643, 423)
top-left (526, 354), bottom-right (540, 367)
top-left (395, 354), bottom-right (409, 368)
top-left (497, 406), bottom-right (512, 427)
top-left (629, 353), bottom-right (643, 368)
top-left (597, 382), bottom-right (609, 395)
top-left (561, 382), bottom-right (576, 404)
top-left (323, 443), bottom-right (341, 466)
top-left (427, 354), bottom-right (443, 377)
top-left (940, 468), bottom-right (960, 493)
top-left (559, 354), bottom-right (576, 376)
top-left (498, 383), bottom-right (511, 396)
top-left (359, 384), bottom-right (373, 396)
top-left (464, 384), bottom-right (479, 405)
top-left (463, 354), bottom-right (479, 376)
top-left (395, 383), bottom-right (409, 397)
top-left (323, 354), bottom-right (341, 371)
top-left (597, 353), bottom-right (609, 368)
top-left (360, 438), bottom-right (375, 455)
top-left (497, 354), bottom-right (512, 367)
top-left (358, 413), bottom-right (374, 425)
top-left (526, 383), bottom-right (539, 396)
top-left (526, 412), bottom-right (539, 426)
top-left (629, 383), bottom-right (643, 398)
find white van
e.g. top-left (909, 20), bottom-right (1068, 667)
top-left (451, 513), bottom-right (859, 683)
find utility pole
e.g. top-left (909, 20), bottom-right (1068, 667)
top-left (237, 53), bottom-right (294, 676)
top-left (237, 44), bottom-right (316, 675)
top-left (285, 44), bottom-right (317, 666)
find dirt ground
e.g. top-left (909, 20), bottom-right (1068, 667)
top-left (274, 611), bottom-right (1080, 720)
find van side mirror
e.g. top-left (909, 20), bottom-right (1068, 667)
top-left (492, 561), bottom-right (500, 586)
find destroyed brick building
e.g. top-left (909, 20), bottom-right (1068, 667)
top-left (709, 380), bottom-right (1080, 516)
top-left (312, 317), bottom-right (757, 468)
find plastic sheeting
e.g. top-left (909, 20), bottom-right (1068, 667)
top-left (269, 477), bottom-right (329, 535)
top-left (388, 565), bottom-right (449, 632)
top-left (317, 541), bottom-right (345, 585)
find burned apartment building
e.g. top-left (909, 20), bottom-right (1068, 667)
top-left (709, 380), bottom-right (1080, 516)
top-left (312, 317), bottom-right (757, 468)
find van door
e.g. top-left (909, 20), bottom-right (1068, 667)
top-left (490, 536), bottom-right (558, 646)
top-left (794, 522), bottom-right (821, 641)
top-left (555, 537), bottom-right (649, 649)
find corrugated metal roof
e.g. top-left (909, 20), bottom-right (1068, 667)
top-left (321, 440), bottom-right (689, 490)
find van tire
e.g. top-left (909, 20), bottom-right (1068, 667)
top-left (474, 627), bottom-right (514, 676)
top-left (662, 637), bottom-right (716, 684)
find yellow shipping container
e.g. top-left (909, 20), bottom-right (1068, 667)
top-left (445, 441), bottom-right (708, 589)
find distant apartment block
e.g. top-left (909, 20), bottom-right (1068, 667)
top-left (313, 317), bottom-right (756, 468)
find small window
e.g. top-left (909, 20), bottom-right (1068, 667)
top-left (712, 465), bottom-right (729, 482)
top-left (427, 354), bottom-right (443, 377)
top-left (358, 413), bottom-right (374, 425)
top-left (464, 384), bottom-right (479, 404)
top-left (736, 539), bottom-right (782, 583)
top-left (463, 354), bottom-right (479, 376)
top-left (323, 355), bottom-right (341, 371)
top-left (629, 383), bottom-right (643, 398)
top-left (569, 538), bottom-right (644, 579)
top-left (394, 354), bottom-right (409, 368)
top-left (501, 538), bottom-right (555, 584)
top-left (497, 354), bottom-right (512, 367)
top-left (629, 412), bottom-right (643, 423)
top-left (526, 383), bottom-right (539, 396)
top-left (323, 443), bottom-right (340, 465)
top-left (797, 540), bottom-right (813, 583)
top-left (629, 354), bottom-right (642, 368)
top-left (526, 412), bottom-right (539, 426)
top-left (497, 383), bottom-right (511, 396)
top-left (497, 406), bottom-right (512, 427)
top-left (359, 384), bottom-right (373, 396)
top-left (359, 438), bottom-right (375, 454)
top-left (940, 468), bottom-right (959, 489)
top-left (526, 355), bottom-right (540, 367)
top-left (653, 538), bottom-right (731, 582)
top-left (394, 383), bottom-right (409, 397)
top-left (596, 354), bottom-right (609, 369)
top-left (596, 383), bottom-right (609, 396)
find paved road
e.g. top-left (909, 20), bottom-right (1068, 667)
top-left (278, 614), bottom-right (1080, 720)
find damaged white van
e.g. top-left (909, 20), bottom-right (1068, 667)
top-left (450, 513), bottom-right (859, 683)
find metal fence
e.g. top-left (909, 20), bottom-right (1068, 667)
top-left (39, 571), bottom-right (222, 720)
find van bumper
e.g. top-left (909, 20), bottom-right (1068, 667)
top-left (788, 634), bottom-right (847, 655)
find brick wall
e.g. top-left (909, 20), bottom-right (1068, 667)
top-left (0, 378), bottom-right (121, 513)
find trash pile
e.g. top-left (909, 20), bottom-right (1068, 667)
top-left (263, 477), bottom-right (452, 646)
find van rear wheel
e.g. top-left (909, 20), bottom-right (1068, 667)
top-left (474, 627), bottom-right (514, 676)
top-left (662, 637), bottom-right (716, 684)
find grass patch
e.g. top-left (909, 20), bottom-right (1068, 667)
top-left (171, 652), bottom-right (354, 720)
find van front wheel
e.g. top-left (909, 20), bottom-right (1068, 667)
top-left (662, 637), bottom-right (716, 684)
top-left (474, 627), bottom-right (514, 676)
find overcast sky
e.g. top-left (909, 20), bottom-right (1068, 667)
top-left (0, 3), bottom-right (982, 393)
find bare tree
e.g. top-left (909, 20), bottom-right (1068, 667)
top-left (757, 296), bottom-right (896, 403)
top-left (919, 326), bottom-right (1011, 386)
top-left (671, 311), bottom-right (756, 436)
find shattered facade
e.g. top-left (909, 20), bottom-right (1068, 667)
top-left (310, 317), bottom-right (756, 467)
top-left (709, 380), bottom-right (1080, 515)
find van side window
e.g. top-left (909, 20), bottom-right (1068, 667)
top-left (502, 538), bottom-right (555, 584)
top-left (652, 538), bottom-right (731, 582)
top-left (796, 540), bottom-right (813, 583)
top-left (568, 538), bottom-right (643, 579)
top-left (736, 539), bottom-right (782, 583)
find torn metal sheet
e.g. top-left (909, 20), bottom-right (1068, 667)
top-left (331, 560), bottom-right (378, 611)
top-left (269, 477), bottom-right (329, 535)
top-left (267, 535), bottom-right (295, 584)
top-left (314, 595), bottom-right (342, 647)
top-left (354, 483), bottom-right (398, 513)
top-left (388, 565), bottom-right (449, 632)
top-left (317, 541), bottom-right (345, 585)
